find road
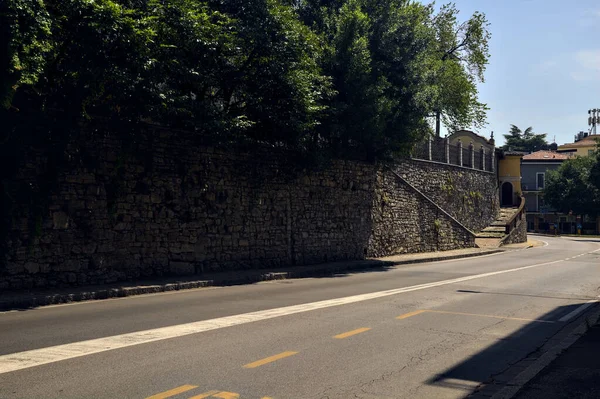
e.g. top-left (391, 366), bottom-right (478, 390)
top-left (0, 235), bottom-right (599, 399)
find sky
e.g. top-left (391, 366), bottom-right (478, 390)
top-left (431, 0), bottom-right (600, 146)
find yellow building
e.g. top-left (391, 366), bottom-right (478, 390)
top-left (557, 133), bottom-right (600, 157)
top-left (498, 152), bottom-right (524, 206)
top-left (448, 129), bottom-right (495, 155)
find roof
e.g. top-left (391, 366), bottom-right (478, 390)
top-left (559, 135), bottom-right (600, 148)
top-left (503, 151), bottom-right (527, 156)
top-left (522, 150), bottom-right (572, 161)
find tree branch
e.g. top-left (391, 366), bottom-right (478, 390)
top-left (442, 31), bottom-right (471, 60)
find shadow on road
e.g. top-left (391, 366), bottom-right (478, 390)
top-left (424, 303), bottom-right (593, 397)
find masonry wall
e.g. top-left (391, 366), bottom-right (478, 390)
top-left (1, 127), bottom-right (496, 290)
top-left (368, 170), bottom-right (476, 258)
top-left (502, 212), bottom-right (528, 245)
top-left (394, 159), bottom-right (499, 232)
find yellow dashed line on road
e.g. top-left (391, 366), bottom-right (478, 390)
top-left (187, 391), bottom-right (221, 399)
top-left (243, 351), bottom-right (298, 369)
top-left (145, 385), bottom-right (198, 399)
top-left (333, 327), bottom-right (371, 339)
top-left (396, 310), bottom-right (427, 319)
top-left (210, 392), bottom-right (240, 399)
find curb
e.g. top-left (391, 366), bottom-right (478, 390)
top-left (0, 249), bottom-right (502, 311)
top-left (490, 304), bottom-right (600, 399)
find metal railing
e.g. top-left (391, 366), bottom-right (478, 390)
top-left (411, 137), bottom-right (495, 173)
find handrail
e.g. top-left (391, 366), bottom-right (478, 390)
top-left (503, 196), bottom-right (526, 236)
top-left (385, 166), bottom-right (476, 237)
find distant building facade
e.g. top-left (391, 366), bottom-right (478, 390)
top-left (557, 133), bottom-right (600, 157)
top-left (448, 129), bottom-right (496, 156)
top-left (521, 151), bottom-right (571, 233)
top-left (498, 151), bottom-right (524, 207)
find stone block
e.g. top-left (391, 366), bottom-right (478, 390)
top-left (6, 262), bottom-right (25, 275)
top-left (24, 262), bottom-right (40, 274)
top-left (53, 212), bottom-right (70, 229)
top-left (169, 261), bottom-right (195, 275)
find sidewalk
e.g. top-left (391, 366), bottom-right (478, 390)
top-left (513, 318), bottom-right (600, 399)
top-left (0, 247), bottom-right (504, 311)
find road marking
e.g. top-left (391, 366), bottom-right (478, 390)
top-left (188, 391), bottom-right (220, 399)
top-left (396, 310), bottom-right (427, 320)
top-left (425, 310), bottom-right (555, 323)
top-left (211, 392), bottom-right (240, 399)
top-left (2, 248), bottom-right (599, 375)
top-left (333, 327), bottom-right (371, 339)
top-left (145, 385), bottom-right (198, 399)
top-left (559, 297), bottom-right (600, 322)
top-left (243, 351), bottom-right (298, 369)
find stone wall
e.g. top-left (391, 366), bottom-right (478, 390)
top-left (1, 127), bottom-right (497, 290)
top-left (368, 169), bottom-right (476, 258)
top-left (502, 211), bottom-right (528, 245)
top-left (393, 159), bottom-right (499, 232)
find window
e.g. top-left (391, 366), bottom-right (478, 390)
top-left (589, 149), bottom-right (595, 156)
top-left (536, 172), bottom-right (545, 189)
top-left (538, 194), bottom-right (545, 211)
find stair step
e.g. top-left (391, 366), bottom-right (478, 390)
top-left (476, 232), bottom-right (506, 238)
top-left (483, 226), bottom-right (506, 233)
top-left (475, 238), bottom-right (503, 249)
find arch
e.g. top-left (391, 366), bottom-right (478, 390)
top-left (501, 182), bottom-right (514, 206)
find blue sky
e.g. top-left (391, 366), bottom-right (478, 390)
top-left (432, 0), bottom-right (600, 146)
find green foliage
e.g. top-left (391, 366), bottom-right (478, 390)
top-left (590, 154), bottom-right (600, 192)
top-left (544, 156), bottom-right (600, 217)
top-left (441, 176), bottom-right (455, 195)
top-left (0, 0), bottom-right (52, 109)
top-left (428, 3), bottom-right (491, 132)
top-left (2, 0), bottom-right (491, 160)
top-left (502, 125), bottom-right (549, 153)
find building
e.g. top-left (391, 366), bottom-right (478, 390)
top-left (498, 151), bottom-right (524, 207)
top-left (521, 150), bottom-right (572, 232)
top-left (557, 133), bottom-right (600, 157)
top-left (448, 129), bottom-right (496, 156)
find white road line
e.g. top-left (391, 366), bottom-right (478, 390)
top-left (0, 248), bottom-right (599, 375)
top-left (559, 297), bottom-right (600, 322)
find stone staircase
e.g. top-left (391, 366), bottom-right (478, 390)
top-left (475, 207), bottom-right (519, 248)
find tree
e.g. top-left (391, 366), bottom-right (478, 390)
top-left (502, 125), bottom-right (549, 153)
top-left (428, 3), bottom-right (491, 135)
top-left (0, 0), bottom-right (52, 110)
top-left (544, 156), bottom-right (600, 217)
top-left (2, 0), bottom-right (493, 161)
top-left (308, 0), bottom-right (436, 160)
top-left (2, 0), bottom-right (330, 147)
top-left (589, 149), bottom-right (600, 191)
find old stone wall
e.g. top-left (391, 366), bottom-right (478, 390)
top-left (393, 159), bottom-right (499, 232)
top-left (368, 169), bottom-right (476, 257)
top-left (1, 127), bottom-right (497, 290)
top-left (502, 212), bottom-right (528, 245)
top-left (1, 127), bottom-right (376, 290)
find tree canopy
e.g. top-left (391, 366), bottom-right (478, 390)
top-left (1, 0), bottom-right (492, 162)
top-left (429, 3), bottom-right (490, 135)
top-left (502, 125), bottom-right (549, 153)
top-left (544, 155), bottom-right (600, 217)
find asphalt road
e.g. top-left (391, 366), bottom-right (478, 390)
top-left (1, 235), bottom-right (599, 399)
